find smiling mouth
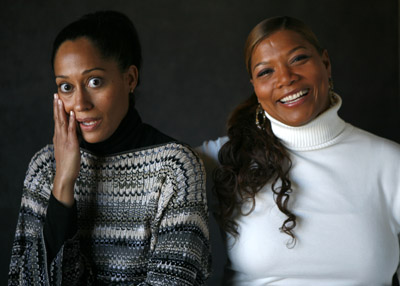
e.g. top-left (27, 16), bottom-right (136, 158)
top-left (279, 89), bottom-right (309, 103)
top-left (81, 121), bottom-right (97, 126)
top-left (77, 119), bottom-right (101, 130)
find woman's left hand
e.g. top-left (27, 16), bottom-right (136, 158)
top-left (52, 93), bottom-right (80, 207)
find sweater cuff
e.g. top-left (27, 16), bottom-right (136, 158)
top-left (44, 192), bottom-right (78, 263)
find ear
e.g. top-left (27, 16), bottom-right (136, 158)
top-left (126, 65), bottom-right (139, 92)
top-left (321, 49), bottom-right (331, 78)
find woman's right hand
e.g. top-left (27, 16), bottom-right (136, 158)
top-left (52, 93), bottom-right (80, 207)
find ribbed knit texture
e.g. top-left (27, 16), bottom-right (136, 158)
top-left (265, 93), bottom-right (347, 151)
top-left (198, 94), bottom-right (400, 285)
top-left (8, 142), bottom-right (210, 285)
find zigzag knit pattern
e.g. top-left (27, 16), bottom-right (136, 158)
top-left (9, 142), bottom-right (210, 285)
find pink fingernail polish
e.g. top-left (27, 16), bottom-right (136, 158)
top-left (53, 93), bottom-right (58, 99)
top-left (58, 99), bottom-right (62, 105)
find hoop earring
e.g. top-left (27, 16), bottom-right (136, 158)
top-left (328, 77), bottom-right (336, 105)
top-left (255, 104), bottom-right (267, 130)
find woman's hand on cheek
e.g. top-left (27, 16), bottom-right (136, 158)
top-left (52, 93), bottom-right (80, 207)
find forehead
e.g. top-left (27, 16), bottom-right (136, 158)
top-left (252, 30), bottom-right (315, 59)
top-left (55, 38), bottom-right (101, 60)
top-left (54, 38), bottom-right (111, 73)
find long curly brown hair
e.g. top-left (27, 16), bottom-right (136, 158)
top-left (213, 16), bottom-right (324, 244)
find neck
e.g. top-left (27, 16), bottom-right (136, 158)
top-left (265, 93), bottom-right (346, 151)
top-left (80, 104), bottom-right (142, 155)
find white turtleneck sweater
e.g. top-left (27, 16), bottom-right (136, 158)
top-left (198, 96), bottom-right (400, 285)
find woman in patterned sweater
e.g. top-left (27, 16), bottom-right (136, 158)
top-left (9, 11), bottom-right (210, 285)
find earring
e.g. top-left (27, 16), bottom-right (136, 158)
top-left (328, 77), bottom-right (336, 105)
top-left (329, 77), bottom-right (334, 92)
top-left (255, 104), bottom-right (267, 130)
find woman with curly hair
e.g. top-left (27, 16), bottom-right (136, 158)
top-left (199, 16), bottom-right (400, 285)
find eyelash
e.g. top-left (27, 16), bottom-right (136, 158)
top-left (257, 68), bottom-right (273, 78)
top-left (292, 54), bottom-right (309, 63)
top-left (256, 54), bottom-right (310, 78)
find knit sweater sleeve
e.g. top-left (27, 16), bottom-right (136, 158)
top-left (43, 193), bottom-right (78, 266)
top-left (139, 144), bottom-right (211, 286)
top-left (8, 145), bottom-right (94, 286)
top-left (374, 137), bottom-right (400, 278)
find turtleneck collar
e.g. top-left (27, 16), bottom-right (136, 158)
top-left (79, 104), bottom-right (142, 156)
top-left (265, 94), bottom-right (347, 151)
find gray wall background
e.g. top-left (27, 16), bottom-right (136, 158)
top-left (1, 0), bottom-right (399, 285)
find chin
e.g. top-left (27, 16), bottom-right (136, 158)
top-left (82, 134), bottom-right (103, 144)
top-left (282, 110), bottom-right (319, 127)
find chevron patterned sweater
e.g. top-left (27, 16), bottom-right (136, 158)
top-left (9, 142), bottom-right (210, 285)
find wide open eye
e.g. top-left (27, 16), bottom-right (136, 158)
top-left (88, 77), bottom-right (102, 88)
top-left (60, 83), bottom-right (73, 93)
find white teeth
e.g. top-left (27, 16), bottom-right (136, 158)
top-left (280, 89), bottom-right (308, 103)
top-left (81, 121), bottom-right (96, 126)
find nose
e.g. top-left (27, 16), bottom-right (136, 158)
top-left (276, 65), bottom-right (298, 88)
top-left (74, 87), bottom-right (93, 112)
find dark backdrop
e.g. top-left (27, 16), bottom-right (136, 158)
top-left (1, 0), bottom-right (399, 285)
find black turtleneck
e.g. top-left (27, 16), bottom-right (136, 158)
top-left (44, 105), bottom-right (175, 266)
top-left (80, 104), bottom-right (174, 155)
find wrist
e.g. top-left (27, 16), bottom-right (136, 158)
top-left (53, 176), bottom-right (75, 207)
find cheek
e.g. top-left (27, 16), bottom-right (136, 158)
top-left (59, 98), bottom-right (74, 113)
top-left (253, 82), bottom-right (272, 103)
top-left (106, 93), bottom-right (129, 120)
top-left (316, 75), bottom-right (330, 99)
top-left (312, 65), bottom-right (330, 88)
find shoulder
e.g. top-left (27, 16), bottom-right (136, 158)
top-left (26, 145), bottom-right (55, 177)
top-left (155, 142), bottom-right (206, 203)
top-left (137, 123), bottom-right (176, 147)
top-left (344, 125), bottom-right (400, 191)
top-left (195, 136), bottom-right (229, 171)
top-left (156, 141), bottom-right (204, 170)
top-left (347, 125), bottom-right (400, 158)
top-left (24, 145), bottom-right (55, 200)
top-left (112, 141), bottom-right (204, 171)
top-left (29, 144), bottom-right (55, 162)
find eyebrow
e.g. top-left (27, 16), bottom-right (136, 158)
top-left (252, 45), bottom-right (308, 72)
top-left (55, 67), bottom-right (106, 79)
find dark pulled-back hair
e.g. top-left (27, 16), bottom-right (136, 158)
top-left (214, 16), bottom-right (323, 245)
top-left (51, 10), bottom-right (142, 85)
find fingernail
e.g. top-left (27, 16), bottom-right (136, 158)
top-left (58, 99), bottom-right (62, 105)
top-left (70, 111), bottom-right (74, 117)
top-left (53, 93), bottom-right (58, 100)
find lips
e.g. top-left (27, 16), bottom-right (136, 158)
top-left (81, 120), bottom-right (97, 126)
top-left (279, 89), bottom-right (309, 104)
top-left (77, 118), bottom-right (101, 131)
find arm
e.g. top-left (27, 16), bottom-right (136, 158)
top-left (195, 137), bottom-right (228, 175)
top-left (8, 146), bottom-right (54, 286)
top-left (43, 93), bottom-right (80, 263)
top-left (140, 145), bottom-right (211, 286)
top-left (8, 95), bottom-right (94, 285)
top-left (43, 193), bottom-right (77, 264)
